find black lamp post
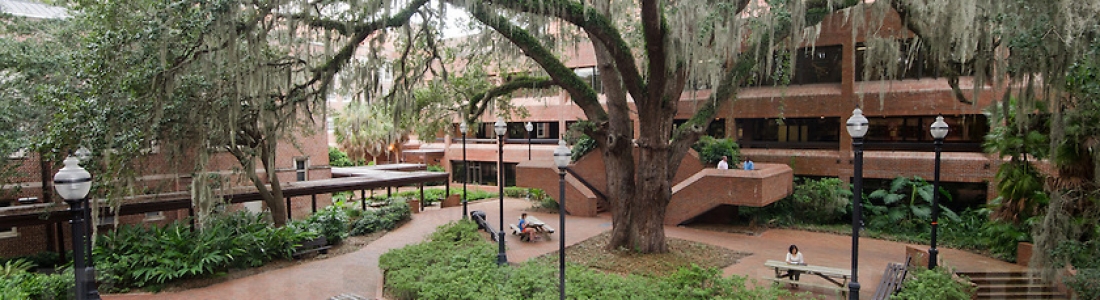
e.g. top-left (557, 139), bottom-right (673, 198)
top-left (494, 117), bottom-right (508, 265)
top-left (54, 155), bottom-right (100, 300)
top-left (525, 122), bottom-right (534, 160)
top-left (846, 108), bottom-right (868, 300)
top-left (928, 115), bottom-right (949, 269)
top-left (553, 140), bottom-right (571, 300)
top-left (460, 121), bottom-right (469, 219)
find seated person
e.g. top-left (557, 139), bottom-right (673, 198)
top-left (518, 213), bottom-right (537, 241)
top-left (743, 157), bottom-right (755, 170)
top-left (783, 244), bottom-right (804, 287)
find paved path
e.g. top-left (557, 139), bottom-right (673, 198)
top-left (104, 197), bottom-right (1023, 300)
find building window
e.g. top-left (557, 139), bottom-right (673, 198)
top-left (536, 123), bottom-right (549, 139)
top-left (736, 117), bottom-right (842, 149)
top-left (574, 67), bottom-right (603, 94)
top-left (295, 158), bottom-right (308, 181)
top-left (144, 211), bottom-right (165, 222)
top-left (750, 45), bottom-right (844, 86)
top-left (326, 117), bottom-right (335, 134)
top-left (97, 215), bottom-right (116, 228)
top-left (0, 200), bottom-right (16, 238)
top-left (862, 114), bottom-right (988, 152)
top-left (450, 161), bottom-right (518, 187)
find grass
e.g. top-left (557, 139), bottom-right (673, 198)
top-left (534, 231), bottom-right (751, 278)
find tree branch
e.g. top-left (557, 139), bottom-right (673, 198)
top-left (462, 3), bottom-right (608, 123)
top-left (479, 0), bottom-right (646, 102)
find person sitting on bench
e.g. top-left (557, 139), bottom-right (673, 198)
top-left (784, 244), bottom-right (805, 287)
top-left (517, 213), bottom-right (537, 242)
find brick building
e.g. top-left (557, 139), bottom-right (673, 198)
top-left (426, 6), bottom-right (999, 213)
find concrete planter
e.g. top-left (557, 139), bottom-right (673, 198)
top-left (1016, 242), bottom-right (1033, 266)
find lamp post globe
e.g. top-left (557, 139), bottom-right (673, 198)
top-left (553, 139), bottom-right (570, 300)
top-left (459, 122), bottom-right (469, 219)
top-left (845, 108), bottom-right (868, 300)
top-left (928, 115), bottom-right (949, 269)
top-left (54, 155), bottom-right (99, 300)
top-left (494, 117), bottom-right (508, 265)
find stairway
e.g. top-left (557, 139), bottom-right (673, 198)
top-left (958, 271), bottom-right (1068, 300)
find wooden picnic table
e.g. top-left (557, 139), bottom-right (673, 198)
top-left (509, 216), bottom-right (555, 241)
top-left (764, 260), bottom-right (851, 294)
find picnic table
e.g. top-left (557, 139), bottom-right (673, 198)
top-left (509, 216), bottom-right (555, 241)
top-left (764, 260), bottom-right (851, 296)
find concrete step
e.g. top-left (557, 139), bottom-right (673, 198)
top-left (959, 271), bottom-right (1068, 300)
top-left (975, 290), bottom-right (1067, 300)
top-left (977, 283), bottom-right (1058, 293)
top-left (328, 293), bottom-right (370, 300)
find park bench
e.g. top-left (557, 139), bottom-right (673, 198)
top-left (871, 256), bottom-right (912, 300)
top-left (763, 260), bottom-right (849, 298)
top-left (292, 236), bottom-right (332, 259)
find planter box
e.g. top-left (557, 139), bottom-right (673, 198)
top-left (1016, 242), bottom-right (1033, 266)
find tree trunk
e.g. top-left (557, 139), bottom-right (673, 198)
top-left (261, 138), bottom-right (288, 226)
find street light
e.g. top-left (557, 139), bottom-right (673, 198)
top-left (494, 117), bottom-right (508, 265)
top-left (460, 122), bottom-right (469, 219)
top-left (553, 140), bottom-right (571, 300)
top-left (525, 122), bottom-right (534, 160)
top-left (928, 115), bottom-right (949, 269)
top-left (846, 108), bottom-right (869, 300)
top-left (54, 155), bottom-right (100, 300)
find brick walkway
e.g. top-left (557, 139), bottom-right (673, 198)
top-left (104, 197), bottom-right (1023, 300)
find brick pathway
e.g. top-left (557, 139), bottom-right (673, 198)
top-left (104, 197), bottom-right (1023, 300)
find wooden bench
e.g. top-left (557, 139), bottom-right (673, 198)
top-left (871, 256), bottom-right (912, 300)
top-left (292, 236), bottom-right (332, 259)
top-left (763, 260), bottom-right (850, 298)
top-left (762, 277), bottom-right (847, 297)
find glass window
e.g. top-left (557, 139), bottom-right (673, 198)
top-left (295, 158), bottom-right (308, 181)
top-left (574, 67), bottom-right (603, 94)
top-left (0, 200), bottom-right (15, 238)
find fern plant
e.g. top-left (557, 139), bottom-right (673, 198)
top-left (864, 176), bottom-right (960, 235)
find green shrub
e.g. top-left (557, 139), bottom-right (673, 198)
top-left (302, 204), bottom-right (350, 244)
top-left (329, 146), bottom-right (357, 167)
top-left (0, 265), bottom-right (74, 300)
top-left (891, 267), bottom-right (974, 300)
top-left (741, 177), bottom-right (850, 226)
top-left (0, 251), bottom-right (63, 270)
top-left (392, 188), bottom-right (497, 204)
top-left (978, 219), bottom-right (1030, 262)
top-left (1052, 239), bottom-right (1100, 300)
top-left (94, 211), bottom-right (315, 291)
top-left (863, 176), bottom-right (959, 236)
top-left (691, 136), bottom-right (740, 167)
top-left (570, 135), bottom-right (597, 162)
top-left (503, 186), bottom-right (528, 198)
top-left (350, 200), bottom-right (412, 236)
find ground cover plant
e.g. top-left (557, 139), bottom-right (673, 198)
top-left (93, 211), bottom-right (316, 292)
top-left (380, 220), bottom-right (794, 300)
top-left (386, 188), bottom-right (496, 204)
top-left (890, 267), bottom-right (974, 300)
top-left (0, 259), bottom-right (73, 300)
top-left (349, 200), bottom-right (412, 236)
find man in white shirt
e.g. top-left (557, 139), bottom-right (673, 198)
top-left (717, 156), bottom-right (729, 169)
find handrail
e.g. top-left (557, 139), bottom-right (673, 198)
top-left (563, 167), bottom-right (608, 201)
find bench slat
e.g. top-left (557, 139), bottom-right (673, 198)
top-left (762, 277), bottom-right (847, 293)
